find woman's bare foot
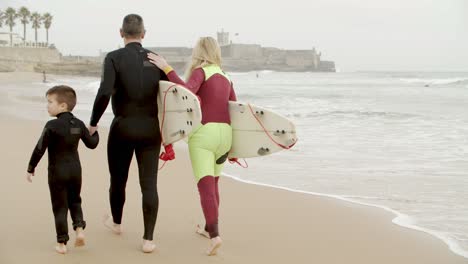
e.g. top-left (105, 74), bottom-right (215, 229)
top-left (75, 227), bottom-right (85, 247)
top-left (103, 214), bottom-right (122, 234)
top-left (142, 239), bottom-right (156, 253)
top-left (55, 243), bottom-right (67, 254)
top-left (196, 224), bottom-right (210, 239)
top-left (206, 236), bottom-right (222, 256)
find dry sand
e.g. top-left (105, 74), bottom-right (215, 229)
top-left (0, 72), bottom-right (466, 264)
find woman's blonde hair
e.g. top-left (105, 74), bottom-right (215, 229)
top-left (185, 37), bottom-right (222, 78)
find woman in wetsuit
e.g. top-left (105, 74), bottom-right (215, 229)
top-left (148, 36), bottom-right (237, 256)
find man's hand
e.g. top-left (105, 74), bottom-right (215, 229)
top-left (26, 172), bottom-right (34, 183)
top-left (88, 126), bottom-right (98, 136)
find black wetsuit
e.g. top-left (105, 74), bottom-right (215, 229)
top-left (90, 42), bottom-right (167, 241)
top-left (28, 112), bottom-right (99, 244)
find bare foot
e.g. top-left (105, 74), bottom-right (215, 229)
top-left (75, 227), bottom-right (85, 247)
top-left (206, 236), bottom-right (222, 256)
top-left (196, 224), bottom-right (210, 239)
top-left (55, 243), bottom-right (67, 254)
top-left (103, 214), bottom-right (122, 235)
top-left (142, 240), bottom-right (156, 253)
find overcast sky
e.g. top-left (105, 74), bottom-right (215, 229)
top-left (1, 0), bottom-right (466, 71)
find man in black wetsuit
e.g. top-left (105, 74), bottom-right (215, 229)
top-left (88, 14), bottom-right (167, 253)
top-left (27, 85), bottom-right (99, 254)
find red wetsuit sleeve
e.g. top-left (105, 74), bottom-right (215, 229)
top-left (229, 83), bottom-right (237, 101)
top-left (166, 68), bottom-right (205, 95)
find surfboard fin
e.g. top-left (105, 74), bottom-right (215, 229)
top-left (257, 147), bottom-right (270, 156)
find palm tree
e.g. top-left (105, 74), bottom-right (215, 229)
top-left (4, 7), bottom-right (17, 46)
top-left (30, 12), bottom-right (41, 44)
top-left (0, 9), bottom-right (4, 28)
top-left (42, 13), bottom-right (53, 45)
top-left (18, 7), bottom-right (31, 43)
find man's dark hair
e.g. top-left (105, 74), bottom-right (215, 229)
top-left (122, 14), bottom-right (145, 37)
top-left (46, 85), bottom-right (77, 111)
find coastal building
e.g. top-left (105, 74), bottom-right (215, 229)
top-left (0, 31), bottom-right (52, 48)
top-left (0, 32), bottom-right (23, 46)
top-left (147, 30), bottom-right (335, 72)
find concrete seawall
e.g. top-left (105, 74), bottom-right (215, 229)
top-left (0, 47), bottom-right (62, 72)
top-left (0, 47), bottom-right (61, 63)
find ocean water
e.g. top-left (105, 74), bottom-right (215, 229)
top-left (6, 71), bottom-right (468, 258)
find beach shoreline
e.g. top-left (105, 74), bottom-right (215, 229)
top-left (222, 171), bottom-right (468, 259)
top-left (1, 71), bottom-right (466, 264)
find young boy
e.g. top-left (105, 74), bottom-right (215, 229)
top-left (26, 85), bottom-right (99, 254)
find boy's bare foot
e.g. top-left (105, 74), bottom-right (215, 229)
top-left (103, 214), bottom-right (122, 235)
top-left (55, 243), bottom-right (67, 254)
top-left (142, 239), bottom-right (156, 253)
top-left (196, 224), bottom-right (210, 239)
top-left (75, 227), bottom-right (85, 247)
top-left (206, 236), bottom-right (222, 256)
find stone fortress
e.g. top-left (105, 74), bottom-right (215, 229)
top-left (149, 30), bottom-right (336, 72)
top-left (0, 29), bottom-right (335, 75)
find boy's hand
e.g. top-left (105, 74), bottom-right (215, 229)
top-left (26, 172), bottom-right (34, 183)
top-left (88, 126), bottom-right (98, 135)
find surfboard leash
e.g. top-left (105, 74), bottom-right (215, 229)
top-left (228, 158), bottom-right (249, 168)
top-left (247, 103), bottom-right (297, 150)
top-left (158, 160), bottom-right (167, 170)
top-left (158, 84), bottom-right (179, 170)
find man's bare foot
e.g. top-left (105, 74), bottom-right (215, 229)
top-left (196, 224), bottom-right (210, 239)
top-left (206, 236), bottom-right (222, 256)
top-left (103, 214), bottom-right (122, 235)
top-left (142, 239), bottom-right (156, 253)
top-left (55, 243), bottom-right (67, 254)
top-left (75, 227), bottom-right (85, 247)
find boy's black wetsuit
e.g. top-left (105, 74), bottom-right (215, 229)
top-left (90, 42), bottom-right (167, 241)
top-left (28, 112), bottom-right (99, 244)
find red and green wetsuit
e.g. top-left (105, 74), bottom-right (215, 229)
top-left (163, 64), bottom-right (237, 238)
top-left (163, 64), bottom-right (237, 124)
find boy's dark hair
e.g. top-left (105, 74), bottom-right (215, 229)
top-left (46, 85), bottom-right (77, 111)
top-left (122, 14), bottom-right (145, 37)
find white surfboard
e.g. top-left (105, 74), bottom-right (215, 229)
top-left (157, 81), bottom-right (202, 145)
top-left (228, 102), bottom-right (297, 158)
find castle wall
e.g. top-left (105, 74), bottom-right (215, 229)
top-left (284, 50), bottom-right (319, 69)
top-left (151, 47), bottom-right (192, 57)
top-left (263, 48), bottom-right (287, 65)
top-left (222, 44), bottom-right (263, 59)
